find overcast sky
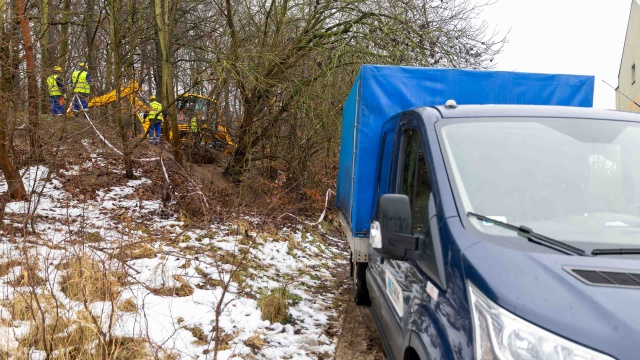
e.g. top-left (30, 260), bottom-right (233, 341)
top-left (477, 0), bottom-right (631, 109)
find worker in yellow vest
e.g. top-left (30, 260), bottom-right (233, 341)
top-left (46, 66), bottom-right (65, 116)
top-left (190, 113), bottom-right (200, 144)
top-left (70, 62), bottom-right (93, 116)
top-left (143, 95), bottom-right (166, 145)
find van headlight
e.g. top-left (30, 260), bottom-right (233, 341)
top-left (468, 282), bottom-right (614, 360)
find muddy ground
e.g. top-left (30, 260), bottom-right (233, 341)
top-left (334, 299), bottom-right (386, 360)
top-left (328, 243), bottom-right (386, 360)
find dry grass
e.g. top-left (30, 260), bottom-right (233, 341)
top-left (23, 330), bottom-right (148, 359)
top-left (258, 286), bottom-right (290, 324)
top-left (59, 255), bottom-right (122, 302)
top-left (63, 323), bottom-right (99, 357)
top-left (15, 309), bottom-right (98, 355)
top-left (7, 263), bottom-right (45, 287)
top-left (229, 219), bottom-right (255, 246)
top-left (184, 324), bottom-right (209, 346)
top-left (114, 243), bottom-right (158, 261)
top-left (84, 231), bottom-right (105, 243)
top-left (18, 316), bottom-right (71, 351)
top-left (8, 293), bottom-right (56, 321)
top-left (149, 275), bottom-right (194, 297)
top-left (284, 234), bottom-right (299, 256)
top-left (230, 219), bottom-right (253, 239)
top-left (244, 333), bottom-right (266, 351)
top-left (7, 292), bottom-right (103, 356)
top-left (117, 297), bottom-right (138, 313)
top-left (100, 336), bottom-right (149, 360)
top-left (194, 267), bottom-right (224, 290)
top-left (214, 331), bottom-right (235, 351)
top-left (130, 244), bottom-right (157, 260)
top-left (0, 260), bottom-right (21, 277)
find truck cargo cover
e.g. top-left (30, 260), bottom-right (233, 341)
top-left (336, 65), bottom-right (595, 237)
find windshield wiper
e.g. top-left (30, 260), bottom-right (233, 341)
top-left (592, 248), bottom-right (640, 256)
top-left (466, 212), bottom-right (586, 256)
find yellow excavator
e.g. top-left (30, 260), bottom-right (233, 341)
top-left (74, 80), bottom-right (235, 154)
top-left (175, 93), bottom-right (235, 154)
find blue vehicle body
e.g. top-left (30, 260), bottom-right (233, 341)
top-left (336, 65), bottom-right (595, 238)
top-left (335, 66), bottom-right (640, 360)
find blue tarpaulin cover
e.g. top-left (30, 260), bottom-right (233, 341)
top-left (336, 65), bottom-right (595, 237)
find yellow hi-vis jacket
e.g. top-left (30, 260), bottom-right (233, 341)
top-left (46, 74), bottom-right (62, 96)
top-left (71, 70), bottom-right (90, 94)
top-left (190, 117), bottom-right (198, 132)
top-left (148, 101), bottom-right (163, 122)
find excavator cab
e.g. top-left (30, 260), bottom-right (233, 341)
top-left (176, 94), bottom-right (234, 153)
top-left (177, 95), bottom-right (213, 133)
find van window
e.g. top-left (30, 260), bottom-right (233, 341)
top-left (439, 118), bottom-right (640, 247)
top-left (399, 128), bottom-right (441, 281)
top-left (378, 132), bottom-right (395, 197)
top-left (399, 129), bottom-right (431, 234)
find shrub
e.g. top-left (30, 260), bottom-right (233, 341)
top-left (258, 286), bottom-right (290, 324)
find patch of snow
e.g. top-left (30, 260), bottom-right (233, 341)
top-left (0, 162), bottom-right (345, 359)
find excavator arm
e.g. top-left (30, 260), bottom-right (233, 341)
top-left (67, 80), bottom-right (149, 118)
top-left (88, 81), bottom-right (140, 107)
top-left (72, 82), bottom-right (234, 153)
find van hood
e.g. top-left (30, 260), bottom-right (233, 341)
top-left (462, 241), bottom-right (640, 359)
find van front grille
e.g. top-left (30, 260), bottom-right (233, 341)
top-left (566, 268), bottom-right (640, 288)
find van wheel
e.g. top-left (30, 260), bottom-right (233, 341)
top-left (353, 261), bottom-right (370, 305)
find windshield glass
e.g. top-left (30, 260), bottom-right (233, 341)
top-left (439, 117), bottom-right (640, 246)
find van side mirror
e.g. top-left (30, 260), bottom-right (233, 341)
top-left (370, 194), bottom-right (419, 261)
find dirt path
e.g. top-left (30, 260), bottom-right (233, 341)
top-left (328, 252), bottom-right (386, 360)
top-left (333, 298), bottom-right (387, 360)
top-left (322, 218), bottom-right (386, 360)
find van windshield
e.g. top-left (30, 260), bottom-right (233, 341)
top-left (439, 118), bottom-right (640, 246)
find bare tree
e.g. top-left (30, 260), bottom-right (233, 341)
top-left (215, 0), bottom-right (504, 182)
top-left (154, 0), bottom-right (181, 164)
top-left (15, 0), bottom-right (41, 156)
top-left (0, 0), bottom-right (27, 202)
top-left (0, 0), bottom-right (506, 197)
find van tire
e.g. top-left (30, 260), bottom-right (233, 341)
top-left (353, 261), bottom-right (370, 305)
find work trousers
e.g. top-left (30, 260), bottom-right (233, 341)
top-left (149, 122), bottom-right (162, 144)
top-left (49, 96), bottom-right (64, 115)
top-left (73, 93), bottom-right (89, 112)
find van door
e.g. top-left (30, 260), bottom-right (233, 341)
top-left (370, 119), bottom-right (443, 359)
top-left (368, 117), bottom-right (398, 305)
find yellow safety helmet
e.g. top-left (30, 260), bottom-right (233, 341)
top-left (79, 62), bottom-right (88, 69)
top-left (53, 66), bottom-right (62, 72)
top-left (149, 95), bottom-right (156, 101)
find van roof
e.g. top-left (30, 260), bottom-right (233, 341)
top-left (426, 104), bottom-right (640, 122)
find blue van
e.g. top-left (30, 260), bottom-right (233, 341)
top-left (336, 66), bottom-right (637, 360)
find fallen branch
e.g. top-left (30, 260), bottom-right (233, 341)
top-left (278, 189), bottom-right (334, 226)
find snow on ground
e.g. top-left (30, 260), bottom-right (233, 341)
top-left (0, 152), bottom-right (346, 359)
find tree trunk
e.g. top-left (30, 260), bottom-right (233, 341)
top-left (15, 0), bottom-right (40, 157)
top-left (153, 27), bottom-right (162, 98)
top-left (108, 0), bottom-right (134, 179)
top-left (0, 120), bottom-right (26, 201)
top-left (59, 0), bottom-right (70, 68)
top-left (223, 109), bottom-right (254, 181)
top-left (0, 0), bottom-right (26, 200)
top-left (154, 0), bottom-right (181, 164)
top-left (39, 0), bottom-right (54, 113)
top-left (83, 0), bottom-right (98, 78)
